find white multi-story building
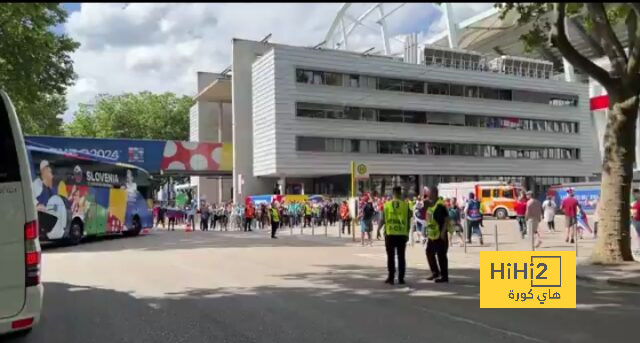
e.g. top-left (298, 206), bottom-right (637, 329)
top-left (192, 38), bottom-right (598, 202)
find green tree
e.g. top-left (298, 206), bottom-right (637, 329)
top-left (64, 92), bottom-right (194, 141)
top-left (0, 3), bottom-right (79, 135)
top-left (497, 3), bottom-right (640, 263)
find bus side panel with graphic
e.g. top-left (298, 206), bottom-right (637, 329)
top-left (27, 146), bottom-right (153, 242)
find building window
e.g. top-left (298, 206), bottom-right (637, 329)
top-left (297, 137), bottom-right (325, 151)
top-left (296, 136), bottom-right (580, 160)
top-left (379, 109), bottom-right (404, 123)
top-left (349, 74), bottom-right (360, 87)
top-left (295, 102), bottom-right (579, 134)
top-left (377, 78), bottom-right (403, 91)
top-left (295, 68), bottom-right (579, 107)
top-left (450, 84), bottom-right (464, 97)
top-left (403, 80), bottom-right (425, 93)
top-left (427, 82), bottom-right (450, 95)
top-left (404, 111), bottom-right (427, 124)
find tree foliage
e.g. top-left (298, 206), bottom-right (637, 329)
top-left (497, 3), bottom-right (640, 263)
top-left (64, 92), bottom-right (194, 141)
top-left (0, 3), bottom-right (79, 135)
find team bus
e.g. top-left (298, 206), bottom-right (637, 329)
top-left (26, 145), bottom-right (154, 245)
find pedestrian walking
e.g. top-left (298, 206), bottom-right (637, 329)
top-left (561, 188), bottom-right (579, 243)
top-left (425, 187), bottom-right (450, 283)
top-left (200, 204), bottom-right (210, 231)
top-left (270, 201), bottom-right (280, 239)
top-left (464, 192), bottom-right (484, 245)
top-left (413, 199), bottom-right (426, 245)
top-left (631, 189), bottom-right (640, 254)
top-left (339, 200), bottom-right (351, 235)
top-left (156, 204), bottom-right (166, 229)
top-left (447, 198), bottom-right (465, 247)
top-left (361, 197), bottom-right (375, 246)
top-left (525, 191), bottom-right (543, 248)
top-left (515, 193), bottom-right (527, 238)
top-left (382, 186), bottom-right (411, 285)
top-left (244, 202), bottom-right (255, 232)
top-left (542, 194), bottom-right (557, 233)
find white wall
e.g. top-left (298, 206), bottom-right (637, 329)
top-left (191, 72), bottom-right (234, 203)
top-left (231, 39), bottom-right (275, 202)
top-left (250, 42), bottom-right (597, 178)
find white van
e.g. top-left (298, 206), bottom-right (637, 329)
top-left (0, 91), bottom-right (43, 335)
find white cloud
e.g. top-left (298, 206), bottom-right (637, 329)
top-left (63, 3), bottom-right (490, 122)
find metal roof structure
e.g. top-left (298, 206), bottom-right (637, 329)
top-left (322, 3), bottom-right (629, 82)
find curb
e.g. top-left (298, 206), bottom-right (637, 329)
top-left (576, 274), bottom-right (640, 287)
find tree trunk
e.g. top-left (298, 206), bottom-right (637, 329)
top-left (592, 92), bottom-right (639, 264)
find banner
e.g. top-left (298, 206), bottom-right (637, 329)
top-left (25, 136), bottom-right (232, 174)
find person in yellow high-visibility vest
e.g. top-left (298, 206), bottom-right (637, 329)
top-left (269, 201), bottom-right (280, 239)
top-left (425, 187), bottom-right (451, 283)
top-left (381, 186), bottom-right (412, 285)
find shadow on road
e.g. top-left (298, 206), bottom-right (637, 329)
top-left (41, 230), bottom-right (357, 254)
top-left (6, 263), bottom-right (640, 343)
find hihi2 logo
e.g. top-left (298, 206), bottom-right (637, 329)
top-left (480, 251), bottom-right (576, 308)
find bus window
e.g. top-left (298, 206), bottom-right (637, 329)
top-left (481, 189), bottom-right (491, 198)
top-left (503, 189), bottom-right (515, 199)
top-left (492, 189), bottom-right (500, 197)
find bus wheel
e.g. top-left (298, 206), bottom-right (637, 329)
top-left (128, 216), bottom-right (142, 237)
top-left (494, 208), bottom-right (508, 220)
top-left (67, 221), bottom-right (83, 245)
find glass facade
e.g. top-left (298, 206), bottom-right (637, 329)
top-left (296, 136), bottom-right (581, 161)
top-left (296, 102), bottom-right (579, 134)
top-left (295, 68), bottom-right (579, 107)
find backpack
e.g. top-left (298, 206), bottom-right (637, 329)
top-left (363, 202), bottom-right (375, 220)
top-left (467, 200), bottom-right (482, 221)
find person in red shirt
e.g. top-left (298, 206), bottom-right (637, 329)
top-left (561, 188), bottom-right (579, 243)
top-left (631, 189), bottom-right (640, 251)
top-left (514, 193), bottom-right (528, 239)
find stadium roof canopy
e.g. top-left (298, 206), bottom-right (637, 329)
top-left (425, 6), bottom-right (629, 79)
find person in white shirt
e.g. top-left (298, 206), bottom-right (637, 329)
top-left (542, 195), bottom-right (557, 233)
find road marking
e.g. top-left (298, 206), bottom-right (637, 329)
top-left (409, 304), bottom-right (548, 343)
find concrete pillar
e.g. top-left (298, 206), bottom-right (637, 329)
top-left (443, 3), bottom-right (459, 48)
top-left (278, 176), bottom-right (286, 195)
top-left (563, 58), bottom-right (575, 82)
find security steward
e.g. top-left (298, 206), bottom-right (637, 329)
top-left (381, 186), bottom-right (412, 285)
top-left (270, 201), bottom-right (280, 239)
top-left (425, 187), bottom-right (451, 283)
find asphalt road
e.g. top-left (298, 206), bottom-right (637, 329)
top-left (6, 228), bottom-right (640, 343)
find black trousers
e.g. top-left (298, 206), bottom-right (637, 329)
top-left (244, 218), bottom-right (252, 232)
top-left (201, 217), bottom-right (208, 231)
top-left (426, 238), bottom-right (449, 279)
top-left (271, 221), bottom-right (279, 238)
top-left (341, 219), bottom-right (351, 234)
top-left (385, 235), bottom-right (409, 281)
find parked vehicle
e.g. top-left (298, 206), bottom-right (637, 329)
top-left (438, 181), bottom-right (520, 219)
top-left (0, 91), bottom-right (43, 336)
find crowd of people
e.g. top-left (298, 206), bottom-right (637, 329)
top-left (151, 184), bottom-right (631, 285)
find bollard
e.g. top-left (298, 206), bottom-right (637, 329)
top-left (531, 220), bottom-right (535, 252)
top-left (494, 224), bottom-right (499, 251)
top-left (463, 221), bottom-right (467, 254)
top-left (301, 225), bottom-right (303, 235)
top-left (339, 223), bottom-right (342, 238)
top-left (290, 225), bottom-right (293, 236)
top-left (352, 220), bottom-right (356, 242)
top-left (312, 224), bottom-right (315, 236)
top-left (574, 222), bottom-right (578, 257)
top-left (325, 222), bottom-right (328, 237)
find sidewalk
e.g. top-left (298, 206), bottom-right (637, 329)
top-left (155, 218), bottom-right (640, 286)
top-left (576, 262), bottom-right (640, 287)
